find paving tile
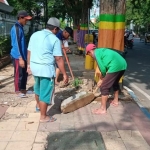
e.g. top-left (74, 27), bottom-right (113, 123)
top-left (93, 115), bottom-right (117, 132)
top-left (5, 142), bottom-right (33, 150)
top-left (103, 140), bottom-right (126, 150)
top-left (10, 131), bottom-right (37, 142)
top-left (123, 140), bottom-right (150, 150)
top-left (15, 121), bottom-right (39, 131)
top-left (75, 122), bottom-right (96, 131)
top-left (28, 113), bottom-right (40, 119)
top-left (20, 117), bottom-right (39, 122)
top-left (0, 105), bottom-right (9, 119)
top-left (38, 122), bottom-right (60, 132)
top-left (60, 113), bottom-right (74, 123)
top-left (74, 106), bottom-right (92, 116)
top-left (60, 122), bottom-right (75, 131)
top-left (114, 120), bottom-right (138, 130)
top-left (74, 114), bottom-right (94, 123)
top-left (101, 131), bottom-right (126, 150)
top-left (132, 115), bottom-right (150, 145)
top-left (0, 131), bottom-right (14, 141)
top-left (24, 107), bottom-right (37, 113)
top-left (32, 143), bottom-right (46, 150)
top-left (27, 101), bottom-right (36, 108)
top-left (101, 131), bottom-right (122, 142)
top-left (0, 142), bottom-right (8, 150)
top-left (35, 132), bottom-right (50, 143)
top-left (0, 121), bottom-right (18, 131)
top-left (6, 107), bottom-right (26, 114)
top-left (108, 105), bottom-right (127, 114)
top-left (111, 113), bottom-right (138, 130)
top-left (118, 130), bottom-right (145, 141)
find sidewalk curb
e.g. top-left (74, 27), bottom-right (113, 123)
top-left (124, 86), bottom-right (150, 120)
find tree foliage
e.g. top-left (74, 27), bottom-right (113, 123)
top-left (126, 0), bottom-right (150, 26)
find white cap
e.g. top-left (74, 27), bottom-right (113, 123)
top-left (47, 17), bottom-right (60, 28)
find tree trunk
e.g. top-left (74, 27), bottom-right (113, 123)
top-left (73, 16), bottom-right (80, 43)
top-left (78, 0), bottom-right (88, 51)
top-left (98, 0), bottom-right (126, 51)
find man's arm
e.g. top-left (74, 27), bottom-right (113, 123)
top-left (53, 39), bottom-right (68, 83)
top-left (27, 50), bottom-right (31, 74)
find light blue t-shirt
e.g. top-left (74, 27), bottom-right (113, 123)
top-left (28, 29), bottom-right (62, 78)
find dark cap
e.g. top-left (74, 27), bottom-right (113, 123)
top-left (65, 27), bottom-right (73, 37)
top-left (17, 10), bottom-right (32, 20)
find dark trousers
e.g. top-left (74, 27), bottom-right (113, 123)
top-left (100, 70), bottom-right (125, 95)
top-left (11, 57), bottom-right (28, 92)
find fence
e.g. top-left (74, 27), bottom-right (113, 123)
top-left (0, 12), bottom-right (32, 36)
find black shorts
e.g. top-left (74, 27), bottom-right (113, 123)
top-left (100, 70), bottom-right (125, 95)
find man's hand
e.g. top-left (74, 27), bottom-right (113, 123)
top-left (19, 58), bottom-right (25, 68)
top-left (63, 47), bottom-right (71, 53)
top-left (27, 65), bottom-right (32, 75)
top-left (97, 79), bottom-right (103, 87)
top-left (63, 74), bottom-right (68, 84)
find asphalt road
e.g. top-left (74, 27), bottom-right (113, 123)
top-left (124, 38), bottom-right (150, 109)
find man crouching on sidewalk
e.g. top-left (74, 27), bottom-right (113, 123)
top-left (86, 44), bottom-right (127, 115)
top-left (27, 17), bottom-right (68, 122)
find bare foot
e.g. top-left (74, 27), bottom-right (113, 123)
top-left (40, 116), bottom-right (56, 123)
top-left (110, 100), bottom-right (119, 107)
top-left (92, 108), bottom-right (107, 115)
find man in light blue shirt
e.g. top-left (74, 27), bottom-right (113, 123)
top-left (27, 17), bottom-right (68, 123)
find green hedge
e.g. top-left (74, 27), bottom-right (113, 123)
top-left (0, 36), bottom-right (11, 58)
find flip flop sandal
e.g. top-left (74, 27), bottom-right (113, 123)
top-left (40, 116), bottom-right (57, 123)
top-left (36, 106), bottom-right (40, 112)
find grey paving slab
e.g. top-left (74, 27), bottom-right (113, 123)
top-left (38, 122), bottom-right (60, 132)
top-left (0, 105), bottom-right (9, 119)
top-left (45, 131), bottom-right (106, 150)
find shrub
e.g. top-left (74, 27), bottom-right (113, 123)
top-left (0, 36), bottom-right (11, 58)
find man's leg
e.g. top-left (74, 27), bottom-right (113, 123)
top-left (39, 77), bottom-right (56, 122)
top-left (35, 94), bottom-right (40, 109)
top-left (111, 70), bottom-right (125, 106)
top-left (39, 101), bottom-right (49, 120)
top-left (20, 61), bottom-right (28, 94)
top-left (92, 72), bottom-right (121, 114)
top-left (92, 95), bottom-right (108, 114)
top-left (34, 76), bottom-right (40, 110)
top-left (13, 59), bottom-right (20, 93)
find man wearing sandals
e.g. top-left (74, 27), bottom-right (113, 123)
top-left (86, 44), bottom-right (127, 115)
top-left (27, 17), bottom-right (68, 122)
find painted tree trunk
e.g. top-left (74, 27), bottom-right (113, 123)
top-left (73, 17), bottom-right (80, 43)
top-left (95, 0), bottom-right (126, 82)
top-left (78, 24), bottom-right (88, 51)
top-left (98, 0), bottom-right (126, 51)
top-left (78, 0), bottom-right (88, 51)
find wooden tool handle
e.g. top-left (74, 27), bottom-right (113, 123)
top-left (93, 86), bottom-right (99, 94)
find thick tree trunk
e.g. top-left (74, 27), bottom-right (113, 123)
top-left (98, 0), bottom-right (126, 51)
top-left (73, 16), bottom-right (80, 43)
top-left (78, 0), bottom-right (88, 51)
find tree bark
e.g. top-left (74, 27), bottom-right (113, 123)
top-left (98, 0), bottom-right (126, 51)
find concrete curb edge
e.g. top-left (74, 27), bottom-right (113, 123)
top-left (123, 86), bottom-right (150, 120)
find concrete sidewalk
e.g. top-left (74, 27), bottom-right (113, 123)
top-left (0, 46), bottom-right (150, 150)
